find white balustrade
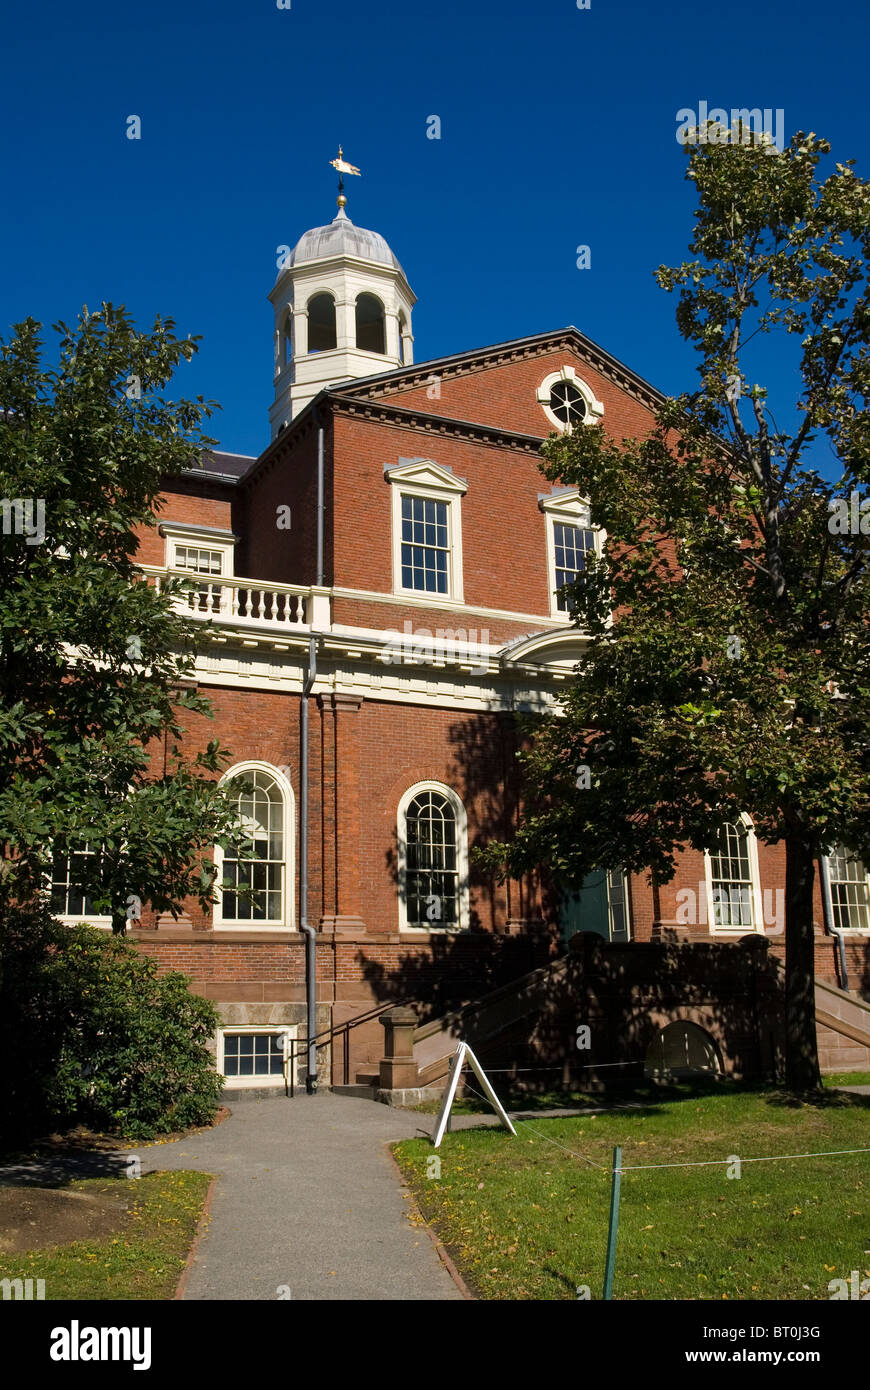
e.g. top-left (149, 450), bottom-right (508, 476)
top-left (144, 567), bottom-right (318, 632)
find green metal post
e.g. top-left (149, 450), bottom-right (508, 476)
top-left (603, 1145), bottom-right (622, 1300)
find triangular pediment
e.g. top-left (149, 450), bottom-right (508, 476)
top-left (538, 488), bottom-right (591, 522)
top-left (333, 327), bottom-right (667, 413)
top-left (383, 458), bottom-right (467, 494)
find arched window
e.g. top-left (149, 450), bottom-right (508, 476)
top-left (704, 815), bottom-right (762, 932)
top-left (397, 313), bottom-right (407, 364)
top-left (216, 764), bottom-right (293, 927)
top-left (356, 293), bottom-right (386, 354)
top-left (307, 293), bottom-right (337, 353)
top-left (397, 782), bottom-right (468, 931)
top-left (282, 313), bottom-right (292, 367)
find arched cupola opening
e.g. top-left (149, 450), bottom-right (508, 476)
top-left (308, 293), bottom-right (337, 353)
top-left (356, 292), bottom-right (386, 354)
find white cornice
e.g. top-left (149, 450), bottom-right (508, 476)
top-left (330, 586), bottom-right (564, 626)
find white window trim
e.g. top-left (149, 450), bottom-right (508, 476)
top-left (825, 846), bottom-right (870, 932)
top-left (159, 523), bottom-right (238, 579)
top-left (397, 780), bottom-right (470, 934)
top-left (704, 814), bottom-right (764, 935)
top-left (45, 848), bottom-right (113, 930)
top-left (537, 365), bottom-right (604, 434)
top-left (386, 460), bottom-right (466, 603)
top-left (214, 761), bottom-right (295, 932)
top-left (539, 489), bottom-right (604, 620)
top-left (54, 907), bottom-right (113, 931)
top-left (216, 1024), bottom-right (299, 1089)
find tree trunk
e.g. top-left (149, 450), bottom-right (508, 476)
top-left (783, 834), bottom-right (821, 1091)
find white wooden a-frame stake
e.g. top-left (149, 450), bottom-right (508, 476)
top-left (432, 1042), bottom-right (517, 1149)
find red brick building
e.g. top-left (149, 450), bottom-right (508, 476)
top-left (55, 196), bottom-right (870, 1087)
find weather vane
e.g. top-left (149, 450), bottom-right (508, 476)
top-left (330, 146), bottom-right (361, 210)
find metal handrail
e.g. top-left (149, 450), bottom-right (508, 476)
top-left (286, 998), bottom-right (413, 1090)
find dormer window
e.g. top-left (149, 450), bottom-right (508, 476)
top-left (159, 524), bottom-right (238, 614)
top-left (356, 293), bottom-right (386, 354)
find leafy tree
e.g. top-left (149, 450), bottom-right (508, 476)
top-left (0, 304), bottom-right (241, 931)
top-left (481, 128), bottom-right (870, 1091)
top-left (0, 905), bottom-right (223, 1140)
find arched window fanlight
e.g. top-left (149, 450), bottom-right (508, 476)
top-left (356, 293), bottom-right (386, 354)
top-left (308, 293), bottom-right (337, 353)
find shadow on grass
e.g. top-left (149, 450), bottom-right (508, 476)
top-left (763, 1087), bottom-right (870, 1112)
top-left (451, 1074), bottom-right (769, 1116)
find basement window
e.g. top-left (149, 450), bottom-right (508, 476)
top-left (217, 1027), bottom-right (298, 1088)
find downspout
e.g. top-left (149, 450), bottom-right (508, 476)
top-left (819, 852), bottom-right (848, 991)
top-left (299, 406), bottom-right (326, 1093)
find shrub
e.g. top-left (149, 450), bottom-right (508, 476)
top-left (0, 903), bottom-right (223, 1142)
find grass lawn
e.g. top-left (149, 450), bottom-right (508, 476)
top-left (823, 1072), bottom-right (870, 1087)
top-left (394, 1085), bottom-right (870, 1301)
top-left (0, 1171), bottom-right (212, 1300)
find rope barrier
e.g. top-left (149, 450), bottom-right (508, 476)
top-left (455, 1080), bottom-right (870, 1176)
top-left (619, 1146), bottom-right (870, 1172)
top-left (460, 1080), bottom-right (605, 1169)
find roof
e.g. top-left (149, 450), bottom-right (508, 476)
top-left (201, 450), bottom-right (257, 479)
top-left (178, 450), bottom-right (257, 485)
top-left (331, 326), bottom-right (669, 410)
top-left (288, 208), bottom-right (406, 277)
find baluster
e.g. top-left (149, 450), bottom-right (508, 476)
top-left (231, 583), bottom-right (240, 619)
top-left (270, 590), bottom-right (279, 623)
top-left (257, 589), bottom-right (266, 621)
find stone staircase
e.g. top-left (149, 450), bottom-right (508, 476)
top-left (337, 943), bottom-right (870, 1100)
top-left (814, 977), bottom-right (870, 1072)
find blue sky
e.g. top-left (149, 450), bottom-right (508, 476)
top-left (1, 0), bottom-right (867, 461)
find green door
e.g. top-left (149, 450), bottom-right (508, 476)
top-left (559, 869), bottom-right (630, 944)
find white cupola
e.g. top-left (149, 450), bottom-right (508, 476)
top-left (269, 182), bottom-right (416, 436)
